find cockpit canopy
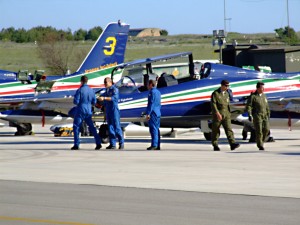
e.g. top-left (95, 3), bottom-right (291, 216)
top-left (111, 52), bottom-right (195, 94)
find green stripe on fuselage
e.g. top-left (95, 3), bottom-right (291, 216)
top-left (120, 78), bottom-right (292, 107)
top-left (0, 80), bottom-right (37, 88)
top-left (56, 67), bottom-right (117, 83)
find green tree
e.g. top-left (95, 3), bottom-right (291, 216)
top-left (56, 29), bottom-right (73, 41)
top-left (86, 26), bottom-right (103, 41)
top-left (13, 28), bottom-right (28, 43)
top-left (27, 26), bottom-right (58, 42)
top-left (64, 28), bottom-right (74, 41)
top-left (275, 26), bottom-right (299, 45)
top-left (27, 28), bottom-right (38, 42)
top-left (74, 28), bottom-right (87, 41)
top-left (0, 27), bottom-right (16, 41)
top-left (160, 29), bottom-right (168, 36)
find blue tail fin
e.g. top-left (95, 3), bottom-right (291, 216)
top-left (76, 21), bottom-right (130, 74)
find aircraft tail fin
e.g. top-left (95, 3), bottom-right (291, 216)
top-left (76, 21), bottom-right (130, 74)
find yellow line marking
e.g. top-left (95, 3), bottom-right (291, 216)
top-left (0, 216), bottom-right (95, 225)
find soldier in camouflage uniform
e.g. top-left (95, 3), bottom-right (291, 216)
top-left (211, 80), bottom-right (240, 151)
top-left (246, 82), bottom-right (270, 150)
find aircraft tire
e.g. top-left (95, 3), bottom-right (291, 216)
top-left (14, 123), bottom-right (33, 136)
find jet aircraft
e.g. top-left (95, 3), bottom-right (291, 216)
top-left (94, 52), bottom-right (300, 140)
top-left (0, 21), bottom-right (130, 135)
top-left (2, 50), bottom-right (300, 140)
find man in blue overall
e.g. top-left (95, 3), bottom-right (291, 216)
top-left (71, 75), bottom-right (101, 150)
top-left (146, 79), bottom-right (161, 150)
top-left (98, 77), bottom-right (124, 149)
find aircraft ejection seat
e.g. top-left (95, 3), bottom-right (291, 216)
top-left (138, 74), bottom-right (149, 92)
top-left (17, 70), bottom-right (30, 83)
top-left (33, 70), bottom-right (45, 82)
top-left (157, 73), bottom-right (178, 88)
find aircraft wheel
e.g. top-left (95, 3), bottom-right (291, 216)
top-left (203, 132), bottom-right (212, 141)
top-left (14, 123), bottom-right (33, 136)
top-left (99, 124), bottom-right (109, 144)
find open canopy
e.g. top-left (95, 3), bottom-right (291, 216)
top-left (115, 52), bottom-right (193, 70)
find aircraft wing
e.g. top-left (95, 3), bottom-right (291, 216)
top-left (0, 95), bottom-right (35, 104)
top-left (0, 80), bottom-right (67, 104)
top-left (230, 95), bottom-right (300, 115)
top-left (267, 97), bottom-right (300, 112)
top-left (20, 93), bottom-right (75, 115)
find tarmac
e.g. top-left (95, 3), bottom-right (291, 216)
top-left (0, 124), bottom-right (299, 199)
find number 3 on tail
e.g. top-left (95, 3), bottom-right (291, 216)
top-left (104, 37), bottom-right (116, 55)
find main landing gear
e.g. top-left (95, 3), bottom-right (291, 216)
top-left (9, 122), bottom-right (33, 136)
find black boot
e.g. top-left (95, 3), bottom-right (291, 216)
top-left (71, 145), bottom-right (79, 150)
top-left (95, 144), bottom-right (102, 150)
top-left (106, 145), bottom-right (116, 149)
top-left (230, 143), bottom-right (240, 151)
top-left (213, 146), bottom-right (220, 151)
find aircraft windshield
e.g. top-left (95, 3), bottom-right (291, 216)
top-left (113, 67), bottom-right (158, 94)
top-left (114, 73), bottom-right (142, 94)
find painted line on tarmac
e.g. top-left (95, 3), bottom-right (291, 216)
top-left (0, 216), bottom-right (95, 225)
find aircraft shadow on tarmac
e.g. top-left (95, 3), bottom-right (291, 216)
top-left (279, 152), bottom-right (300, 156)
top-left (0, 140), bottom-right (71, 145)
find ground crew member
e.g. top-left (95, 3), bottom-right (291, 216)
top-left (146, 79), bottom-right (161, 150)
top-left (211, 79), bottom-right (240, 151)
top-left (246, 82), bottom-right (270, 150)
top-left (98, 77), bottom-right (124, 149)
top-left (71, 75), bottom-right (101, 150)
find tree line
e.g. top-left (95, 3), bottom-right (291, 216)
top-left (274, 26), bottom-right (299, 45)
top-left (1, 25), bottom-right (297, 44)
top-left (0, 26), bottom-right (103, 43)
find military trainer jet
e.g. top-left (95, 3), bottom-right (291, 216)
top-left (0, 21), bottom-right (130, 135)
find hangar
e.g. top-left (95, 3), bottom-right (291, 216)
top-left (129, 28), bottom-right (161, 37)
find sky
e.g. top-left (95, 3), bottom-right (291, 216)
top-left (0, 0), bottom-right (299, 35)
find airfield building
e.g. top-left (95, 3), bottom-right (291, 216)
top-left (218, 44), bottom-right (300, 72)
top-left (129, 28), bottom-right (161, 37)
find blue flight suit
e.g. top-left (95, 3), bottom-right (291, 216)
top-left (73, 84), bottom-right (101, 147)
top-left (147, 87), bottom-right (161, 148)
top-left (103, 85), bottom-right (124, 147)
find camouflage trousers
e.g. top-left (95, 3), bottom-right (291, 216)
top-left (253, 116), bottom-right (270, 148)
top-left (211, 114), bottom-right (235, 147)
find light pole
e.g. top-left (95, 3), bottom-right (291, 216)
top-left (287, 0), bottom-right (290, 45)
top-left (212, 30), bottom-right (226, 64)
top-left (224, 0), bottom-right (226, 35)
top-left (224, 0), bottom-right (231, 37)
top-left (287, 0), bottom-right (290, 29)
